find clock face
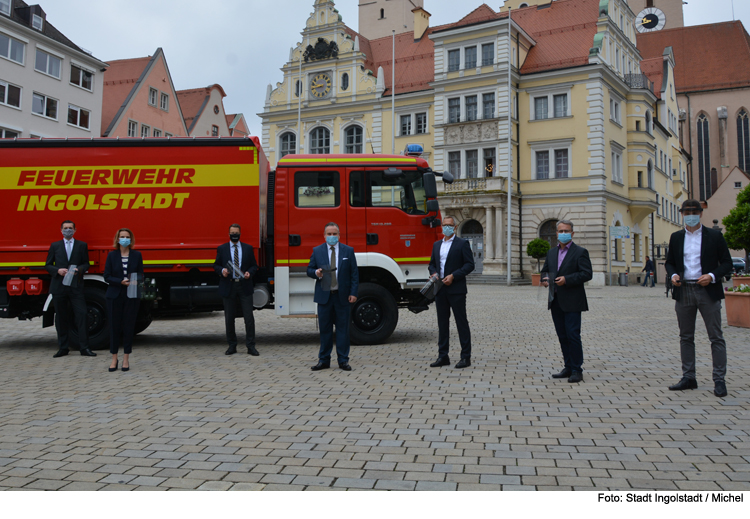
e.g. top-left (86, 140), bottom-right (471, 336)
top-left (636, 8), bottom-right (666, 33)
top-left (310, 72), bottom-right (332, 98)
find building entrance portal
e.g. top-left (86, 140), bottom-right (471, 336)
top-left (460, 219), bottom-right (484, 274)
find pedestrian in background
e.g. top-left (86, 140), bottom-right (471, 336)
top-left (641, 255), bottom-right (655, 287)
top-left (104, 228), bottom-right (143, 372)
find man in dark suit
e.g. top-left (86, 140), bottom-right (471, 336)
top-left (307, 222), bottom-right (359, 371)
top-left (641, 256), bottom-right (655, 287)
top-left (213, 224), bottom-right (259, 356)
top-left (540, 219), bottom-right (592, 383)
top-left (428, 216), bottom-right (475, 368)
top-left (665, 199), bottom-right (733, 397)
top-left (45, 220), bottom-right (96, 357)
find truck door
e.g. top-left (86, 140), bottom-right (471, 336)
top-left (363, 168), bottom-right (432, 262)
top-left (346, 168), bottom-right (368, 252)
top-left (287, 168), bottom-right (347, 261)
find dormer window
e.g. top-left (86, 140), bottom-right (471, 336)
top-left (32, 14), bottom-right (44, 31)
top-left (0, 0), bottom-right (11, 16)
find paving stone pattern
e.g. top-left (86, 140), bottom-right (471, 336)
top-left (0, 285), bottom-right (748, 491)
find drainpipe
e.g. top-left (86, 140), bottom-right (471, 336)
top-left (686, 93), bottom-right (693, 198)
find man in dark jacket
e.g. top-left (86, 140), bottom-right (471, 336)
top-left (45, 220), bottom-right (96, 358)
top-left (541, 219), bottom-right (593, 383)
top-left (428, 216), bottom-right (475, 369)
top-left (641, 256), bottom-right (655, 287)
top-left (665, 200), bottom-right (733, 397)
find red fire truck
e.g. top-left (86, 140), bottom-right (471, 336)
top-left (0, 137), bottom-right (450, 348)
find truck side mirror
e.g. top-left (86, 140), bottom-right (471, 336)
top-left (423, 172), bottom-right (438, 198)
top-left (441, 171), bottom-right (454, 184)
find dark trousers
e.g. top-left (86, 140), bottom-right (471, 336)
top-left (641, 272), bottom-right (655, 286)
top-left (53, 288), bottom-right (88, 351)
top-left (317, 292), bottom-right (351, 364)
top-left (435, 290), bottom-right (471, 361)
top-left (550, 297), bottom-right (583, 372)
top-left (223, 282), bottom-right (255, 349)
top-left (675, 283), bottom-right (727, 382)
top-left (107, 291), bottom-right (140, 354)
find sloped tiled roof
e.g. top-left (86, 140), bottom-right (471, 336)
top-left (176, 85), bottom-right (226, 133)
top-left (640, 57), bottom-right (664, 99)
top-left (101, 56), bottom-right (151, 135)
top-left (637, 21), bottom-right (750, 93)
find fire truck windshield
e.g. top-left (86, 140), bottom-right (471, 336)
top-left (350, 170), bottom-right (428, 215)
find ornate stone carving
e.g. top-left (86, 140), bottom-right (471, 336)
top-left (446, 126), bottom-right (462, 145)
top-left (304, 38), bottom-right (339, 62)
top-left (482, 122), bottom-right (498, 140)
top-left (464, 124), bottom-right (479, 143)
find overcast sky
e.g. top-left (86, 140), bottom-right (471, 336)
top-left (37, 0), bottom-right (750, 137)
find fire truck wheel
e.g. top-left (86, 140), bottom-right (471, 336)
top-left (69, 287), bottom-right (109, 350)
top-left (350, 283), bottom-right (398, 345)
top-left (134, 304), bottom-right (153, 335)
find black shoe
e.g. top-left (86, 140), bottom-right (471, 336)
top-left (430, 357), bottom-right (450, 367)
top-left (668, 377), bottom-right (697, 391)
top-left (339, 363), bottom-right (352, 371)
top-left (121, 363), bottom-right (129, 372)
top-left (455, 359), bottom-right (471, 369)
top-left (225, 347), bottom-right (237, 355)
top-left (80, 349), bottom-right (97, 357)
top-left (53, 349), bottom-right (69, 358)
top-left (247, 347), bottom-right (259, 356)
top-left (552, 368), bottom-right (572, 379)
top-left (108, 360), bottom-right (118, 372)
top-left (567, 371), bottom-right (583, 383)
top-left (714, 381), bottom-right (727, 397)
top-left (311, 361), bottom-right (330, 371)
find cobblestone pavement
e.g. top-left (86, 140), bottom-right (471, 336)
top-left (0, 285), bottom-right (748, 491)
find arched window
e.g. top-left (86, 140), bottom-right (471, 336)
top-left (697, 114), bottom-right (711, 200)
top-left (519, 2), bottom-right (529, 7)
top-left (539, 220), bottom-right (558, 248)
top-left (647, 160), bottom-right (653, 189)
top-left (344, 126), bottom-right (363, 154)
top-left (341, 73), bottom-right (349, 91)
top-left (295, 80), bottom-right (301, 97)
top-left (309, 127), bottom-right (330, 154)
top-left (380, 8), bottom-right (384, 19)
top-left (279, 132), bottom-right (296, 158)
top-left (738, 110), bottom-right (749, 171)
top-left (645, 111), bottom-right (652, 135)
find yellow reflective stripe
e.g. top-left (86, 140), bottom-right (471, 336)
top-left (279, 158), bottom-right (417, 164)
top-left (393, 257), bottom-right (431, 262)
top-left (143, 259), bottom-right (214, 265)
top-left (0, 262), bottom-right (46, 267)
top-left (275, 259), bottom-right (310, 265)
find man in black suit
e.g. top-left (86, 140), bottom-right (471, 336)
top-left (45, 220), bottom-right (96, 357)
top-left (665, 199), bottom-right (733, 397)
top-left (307, 222), bottom-right (359, 371)
top-left (540, 219), bottom-right (592, 383)
top-left (641, 256), bottom-right (655, 287)
top-left (213, 224), bottom-right (259, 356)
top-left (428, 216), bottom-right (475, 369)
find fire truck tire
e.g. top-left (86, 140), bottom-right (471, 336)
top-left (134, 303), bottom-right (153, 335)
top-left (69, 287), bottom-right (109, 350)
top-left (350, 283), bottom-right (398, 345)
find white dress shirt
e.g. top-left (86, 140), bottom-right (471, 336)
top-left (439, 235), bottom-right (455, 278)
top-left (327, 242), bottom-right (339, 282)
top-left (676, 225), bottom-right (715, 283)
top-left (64, 238), bottom-right (75, 261)
top-left (231, 241), bottom-right (243, 278)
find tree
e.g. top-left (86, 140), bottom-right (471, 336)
top-left (526, 238), bottom-right (551, 273)
top-left (722, 183), bottom-right (750, 264)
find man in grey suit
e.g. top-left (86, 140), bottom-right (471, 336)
top-left (45, 220), bottom-right (96, 358)
top-left (540, 219), bottom-right (592, 383)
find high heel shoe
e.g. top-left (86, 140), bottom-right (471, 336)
top-left (108, 360), bottom-right (118, 372)
top-left (122, 363), bottom-right (129, 372)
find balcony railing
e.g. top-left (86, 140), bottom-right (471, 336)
top-left (441, 176), bottom-right (506, 193)
top-left (624, 74), bottom-right (654, 93)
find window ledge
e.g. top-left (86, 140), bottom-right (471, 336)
top-left (66, 123), bottom-right (91, 132)
top-left (0, 102), bottom-right (22, 111)
top-left (31, 112), bottom-right (58, 122)
top-left (533, 176), bottom-right (573, 181)
top-left (70, 83), bottom-right (94, 94)
top-left (610, 119), bottom-right (622, 128)
top-left (34, 69), bottom-right (61, 81)
top-left (612, 180), bottom-right (624, 187)
top-left (0, 55), bottom-right (24, 66)
top-left (529, 115), bottom-right (573, 123)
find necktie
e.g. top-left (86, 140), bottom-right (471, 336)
top-left (66, 241), bottom-right (72, 260)
top-left (233, 244), bottom-right (240, 279)
top-left (330, 246), bottom-right (338, 291)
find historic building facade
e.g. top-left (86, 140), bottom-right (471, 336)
top-left (261, 0), bottom-right (687, 283)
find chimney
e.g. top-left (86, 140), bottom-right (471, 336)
top-left (413, 7), bottom-right (431, 41)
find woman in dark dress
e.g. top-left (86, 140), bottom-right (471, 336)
top-left (103, 228), bottom-right (143, 372)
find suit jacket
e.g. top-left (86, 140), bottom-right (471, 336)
top-left (307, 242), bottom-right (359, 304)
top-left (45, 239), bottom-right (90, 294)
top-left (103, 250), bottom-right (144, 299)
top-left (213, 242), bottom-right (258, 297)
top-left (665, 226), bottom-right (733, 301)
top-left (540, 242), bottom-right (593, 312)
top-left (428, 236), bottom-right (475, 295)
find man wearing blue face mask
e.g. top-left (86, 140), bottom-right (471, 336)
top-left (665, 199), bottom-right (733, 397)
top-left (428, 216), bottom-right (475, 368)
top-left (540, 219), bottom-right (592, 383)
top-left (307, 222), bottom-right (358, 371)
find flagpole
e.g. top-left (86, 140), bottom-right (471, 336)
top-left (297, 47), bottom-right (302, 154)
top-left (506, 8), bottom-right (513, 286)
top-left (391, 29), bottom-right (396, 155)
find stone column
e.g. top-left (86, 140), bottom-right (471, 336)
top-left (495, 206), bottom-right (504, 260)
top-left (485, 206), bottom-right (494, 260)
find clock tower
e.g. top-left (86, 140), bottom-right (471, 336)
top-left (627, 0), bottom-right (684, 31)
top-left (358, 0), bottom-right (424, 41)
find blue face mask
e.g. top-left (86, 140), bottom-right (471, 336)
top-left (442, 225), bottom-right (455, 237)
top-left (557, 233), bottom-right (572, 244)
top-left (119, 238), bottom-right (131, 247)
top-left (325, 235), bottom-right (339, 246)
top-left (684, 215), bottom-right (701, 227)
